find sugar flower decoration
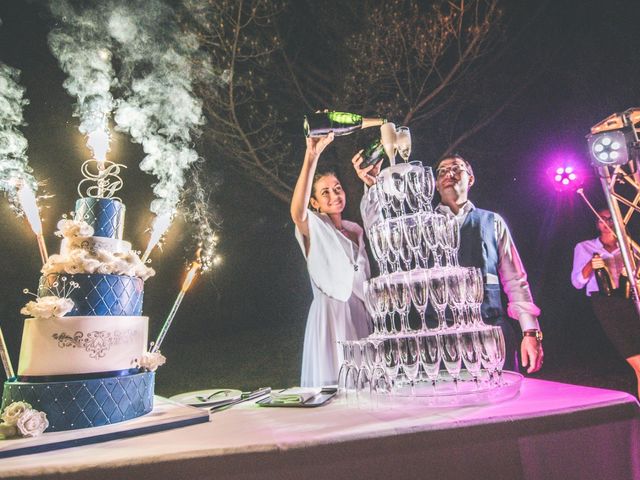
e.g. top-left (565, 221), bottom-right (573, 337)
top-left (21, 296), bottom-right (74, 318)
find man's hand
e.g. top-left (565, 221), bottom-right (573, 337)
top-left (351, 150), bottom-right (382, 187)
top-left (591, 255), bottom-right (605, 270)
top-left (520, 337), bottom-right (543, 373)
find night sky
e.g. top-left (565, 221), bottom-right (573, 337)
top-left (2, 0), bottom-right (640, 393)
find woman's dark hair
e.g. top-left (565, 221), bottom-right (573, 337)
top-left (311, 169), bottom-right (340, 198)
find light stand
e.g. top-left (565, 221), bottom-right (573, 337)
top-left (587, 108), bottom-right (640, 319)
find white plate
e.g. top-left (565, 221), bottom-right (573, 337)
top-left (169, 388), bottom-right (243, 407)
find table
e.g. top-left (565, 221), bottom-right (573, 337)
top-left (1, 379), bottom-right (638, 480)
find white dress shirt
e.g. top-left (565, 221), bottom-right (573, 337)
top-left (571, 237), bottom-right (624, 296)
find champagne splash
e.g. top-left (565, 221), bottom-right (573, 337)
top-left (48, 1), bottom-right (115, 166)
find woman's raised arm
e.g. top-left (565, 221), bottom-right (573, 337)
top-left (290, 133), bottom-right (335, 238)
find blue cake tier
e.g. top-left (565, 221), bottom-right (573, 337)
top-left (74, 197), bottom-right (125, 239)
top-left (2, 371), bottom-right (154, 432)
top-left (39, 273), bottom-right (144, 316)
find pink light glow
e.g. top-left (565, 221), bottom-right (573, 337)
top-left (547, 158), bottom-right (584, 193)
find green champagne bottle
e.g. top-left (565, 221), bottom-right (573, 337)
top-left (359, 139), bottom-right (388, 169)
top-left (303, 111), bottom-right (386, 138)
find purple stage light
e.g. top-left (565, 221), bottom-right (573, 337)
top-left (547, 162), bottom-right (583, 192)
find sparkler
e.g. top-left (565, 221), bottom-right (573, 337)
top-left (150, 249), bottom-right (202, 354)
top-left (141, 212), bottom-right (173, 263)
top-left (16, 183), bottom-right (48, 265)
top-left (0, 324), bottom-right (15, 380)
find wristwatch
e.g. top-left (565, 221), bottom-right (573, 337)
top-left (523, 329), bottom-right (543, 342)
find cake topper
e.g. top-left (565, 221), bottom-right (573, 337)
top-left (77, 157), bottom-right (126, 200)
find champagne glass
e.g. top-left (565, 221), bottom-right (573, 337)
top-left (398, 335), bottom-right (420, 397)
top-left (402, 214), bottom-right (422, 268)
top-left (385, 219), bottom-right (403, 272)
top-left (464, 267), bottom-right (485, 326)
top-left (438, 331), bottom-right (462, 392)
top-left (459, 329), bottom-right (482, 388)
top-left (355, 340), bottom-right (372, 405)
top-left (367, 339), bottom-right (391, 406)
top-left (445, 267), bottom-right (467, 328)
top-left (409, 269), bottom-right (429, 332)
top-left (405, 165), bottom-right (424, 212)
top-left (417, 333), bottom-right (441, 391)
top-left (388, 271), bottom-right (411, 333)
top-left (369, 222), bottom-right (389, 275)
top-left (372, 277), bottom-right (390, 335)
top-left (444, 218), bottom-right (461, 266)
top-left (428, 267), bottom-right (448, 330)
top-left (479, 326), bottom-right (500, 384)
top-left (416, 213), bottom-right (431, 267)
top-left (337, 340), bottom-right (352, 396)
top-left (397, 217), bottom-right (414, 270)
top-left (389, 172), bottom-right (407, 215)
top-left (363, 280), bottom-right (380, 336)
top-left (422, 214), bottom-right (443, 267)
top-left (345, 340), bottom-right (360, 404)
top-left (373, 178), bottom-right (392, 218)
top-left (383, 336), bottom-right (401, 394)
top-left (422, 166), bottom-right (435, 210)
top-left (492, 325), bottom-right (507, 384)
top-left (396, 126), bottom-right (411, 162)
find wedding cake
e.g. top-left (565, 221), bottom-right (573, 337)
top-left (1, 196), bottom-right (163, 432)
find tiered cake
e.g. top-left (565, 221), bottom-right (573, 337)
top-left (1, 196), bottom-right (158, 432)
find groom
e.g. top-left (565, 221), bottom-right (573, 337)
top-left (353, 153), bottom-right (543, 373)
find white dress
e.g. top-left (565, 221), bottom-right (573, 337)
top-left (295, 210), bottom-right (372, 387)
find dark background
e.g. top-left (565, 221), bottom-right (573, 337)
top-left (0, 0), bottom-right (639, 396)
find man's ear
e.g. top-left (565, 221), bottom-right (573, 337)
top-left (468, 174), bottom-right (475, 189)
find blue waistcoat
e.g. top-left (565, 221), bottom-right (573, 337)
top-left (457, 207), bottom-right (506, 321)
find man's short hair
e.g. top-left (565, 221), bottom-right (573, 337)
top-left (435, 154), bottom-right (474, 178)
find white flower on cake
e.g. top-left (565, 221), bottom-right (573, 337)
top-left (1, 401), bottom-right (31, 426)
top-left (16, 409), bottom-right (49, 437)
top-left (55, 219), bottom-right (94, 238)
top-left (42, 249), bottom-right (155, 280)
top-left (138, 351), bottom-right (166, 372)
top-left (20, 296), bottom-right (75, 318)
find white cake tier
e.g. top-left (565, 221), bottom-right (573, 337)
top-left (60, 236), bottom-right (132, 256)
top-left (17, 316), bottom-right (148, 377)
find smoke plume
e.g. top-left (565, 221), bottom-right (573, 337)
top-left (110, 0), bottom-right (207, 217)
top-left (0, 59), bottom-right (37, 211)
top-left (48, 0), bottom-right (115, 161)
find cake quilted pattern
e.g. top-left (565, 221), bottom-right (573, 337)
top-left (39, 274), bottom-right (144, 316)
top-left (74, 198), bottom-right (125, 239)
top-left (1, 372), bottom-right (155, 431)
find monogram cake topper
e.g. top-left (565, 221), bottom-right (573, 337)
top-left (77, 158), bottom-right (127, 200)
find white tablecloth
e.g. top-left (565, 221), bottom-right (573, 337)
top-left (1, 379), bottom-right (639, 480)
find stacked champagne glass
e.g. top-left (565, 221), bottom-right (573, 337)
top-left (338, 158), bottom-right (509, 404)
